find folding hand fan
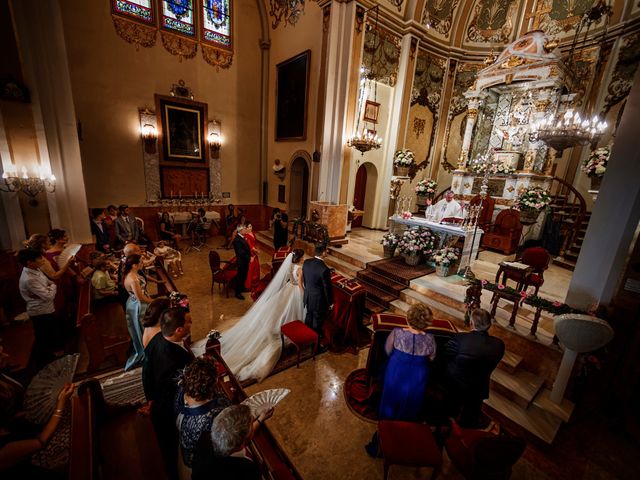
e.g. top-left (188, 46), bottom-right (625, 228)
top-left (241, 388), bottom-right (290, 417)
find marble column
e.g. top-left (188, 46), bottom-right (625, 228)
top-left (376, 33), bottom-right (415, 229)
top-left (317, 1), bottom-right (358, 204)
top-left (457, 98), bottom-right (480, 170)
top-left (565, 68), bottom-right (640, 309)
top-left (11, 0), bottom-right (91, 244)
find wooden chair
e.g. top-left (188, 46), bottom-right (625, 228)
top-left (481, 209), bottom-right (522, 255)
top-left (468, 194), bottom-right (495, 231)
top-left (378, 420), bottom-right (443, 480)
top-left (209, 250), bottom-right (237, 297)
top-left (503, 246), bottom-right (551, 296)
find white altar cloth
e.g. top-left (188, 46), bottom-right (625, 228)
top-left (389, 215), bottom-right (484, 273)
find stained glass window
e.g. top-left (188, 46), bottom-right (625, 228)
top-left (201, 0), bottom-right (232, 49)
top-left (161, 0), bottom-right (196, 37)
top-left (112, 0), bottom-right (154, 24)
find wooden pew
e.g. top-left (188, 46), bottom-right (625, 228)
top-left (69, 379), bottom-right (168, 480)
top-left (76, 280), bottom-right (129, 374)
top-left (205, 339), bottom-right (303, 480)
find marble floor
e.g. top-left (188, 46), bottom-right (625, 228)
top-left (171, 234), bottom-right (550, 479)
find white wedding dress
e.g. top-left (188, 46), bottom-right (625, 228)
top-left (192, 253), bottom-right (304, 382)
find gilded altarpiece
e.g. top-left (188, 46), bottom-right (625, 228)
top-left (406, 50), bottom-right (446, 175)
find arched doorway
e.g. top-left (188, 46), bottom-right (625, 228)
top-left (289, 157), bottom-right (309, 219)
top-left (353, 162), bottom-right (378, 228)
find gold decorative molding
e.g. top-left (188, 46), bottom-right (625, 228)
top-left (112, 15), bottom-right (157, 49)
top-left (506, 185), bottom-right (515, 193)
top-left (463, 182), bottom-right (471, 189)
top-left (467, 108), bottom-right (478, 119)
top-left (202, 45), bottom-right (233, 70)
top-left (161, 31), bottom-right (198, 60)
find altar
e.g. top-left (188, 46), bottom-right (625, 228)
top-left (388, 215), bottom-right (483, 274)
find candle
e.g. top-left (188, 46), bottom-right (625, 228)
top-left (170, 190), bottom-right (173, 198)
top-left (179, 191), bottom-right (182, 198)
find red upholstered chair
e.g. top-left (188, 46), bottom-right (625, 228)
top-left (444, 420), bottom-right (525, 480)
top-left (503, 246), bottom-right (550, 296)
top-left (378, 420), bottom-right (443, 480)
top-left (280, 321), bottom-right (319, 368)
top-left (468, 194), bottom-right (495, 231)
top-left (481, 209), bottom-right (523, 255)
top-left (209, 251), bottom-right (237, 297)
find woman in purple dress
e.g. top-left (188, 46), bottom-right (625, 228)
top-left (379, 304), bottom-right (437, 420)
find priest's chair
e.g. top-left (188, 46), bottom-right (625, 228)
top-left (481, 209), bottom-right (523, 255)
top-left (468, 194), bottom-right (495, 231)
top-left (503, 246), bottom-right (550, 296)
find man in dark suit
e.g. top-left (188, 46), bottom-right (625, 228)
top-left (444, 308), bottom-right (505, 428)
top-left (232, 225), bottom-right (251, 300)
top-left (302, 243), bottom-right (333, 337)
top-left (143, 306), bottom-right (193, 480)
top-left (90, 208), bottom-right (111, 252)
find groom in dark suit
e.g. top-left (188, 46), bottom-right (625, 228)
top-left (232, 225), bottom-right (251, 300)
top-left (302, 243), bottom-right (333, 337)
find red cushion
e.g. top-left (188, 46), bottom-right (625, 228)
top-left (214, 270), bottom-right (237, 282)
top-left (378, 420), bottom-right (442, 467)
top-left (371, 313), bottom-right (408, 332)
top-left (528, 273), bottom-right (543, 286)
top-left (281, 320), bottom-right (318, 345)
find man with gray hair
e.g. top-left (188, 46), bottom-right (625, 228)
top-left (444, 308), bottom-right (504, 427)
top-left (192, 404), bottom-right (272, 480)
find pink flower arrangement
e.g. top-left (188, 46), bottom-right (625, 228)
top-left (520, 290), bottom-right (529, 298)
top-left (582, 146), bottom-right (609, 178)
top-left (480, 279), bottom-right (488, 286)
top-left (401, 211), bottom-right (413, 220)
top-left (497, 284), bottom-right (505, 290)
top-left (552, 301), bottom-right (562, 307)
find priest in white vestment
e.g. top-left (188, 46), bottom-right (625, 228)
top-left (425, 190), bottom-right (463, 223)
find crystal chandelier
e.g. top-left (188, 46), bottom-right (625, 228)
top-left (530, 110), bottom-right (607, 154)
top-left (1, 166), bottom-right (56, 205)
top-left (347, 6), bottom-right (383, 156)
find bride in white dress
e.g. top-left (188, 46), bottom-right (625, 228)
top-left (193, 249), bottom-right (305, 382)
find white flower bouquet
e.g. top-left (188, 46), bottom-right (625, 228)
top-left (415, 179), bottom-right (438, 196)
top-left (397, 227), bottom-right (436, 257)
top-left (432, 246), bottom-right (460, 266)
top-left (582, 146), bottom-right (609, 178)
top-left (514, 186), bottom-right (551, 213)
top-left (393, 149), bottom-right (415, 167)
top-left (380, 232), bottom-right (399, 247)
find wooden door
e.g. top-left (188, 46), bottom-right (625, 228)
top-left (353, 164), bottom-right (367, 228)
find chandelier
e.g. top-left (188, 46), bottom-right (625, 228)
top-left (530, 110), bottom-right (607, 154)
top-left (347, 6), bottom-right (383, 156)
top-left (1, 166), bottom-right (56, 205)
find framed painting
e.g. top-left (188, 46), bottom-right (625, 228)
top-left (156, 95), bottom-right (208, 164)
top-left (275, 50), bottom-right (311, 141)
top-left (363, 100), bottom-right (380, 123)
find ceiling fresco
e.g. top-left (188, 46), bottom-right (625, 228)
top-left (466, 0), bottom-right (520, 44)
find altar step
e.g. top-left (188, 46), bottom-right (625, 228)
top-left (324, 254), bottom-right (361, 278)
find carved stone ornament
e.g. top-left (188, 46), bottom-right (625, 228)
top-left (413, 117), bottom-right (426, 138)
top-left (170, 80), bottom-right (194, 99)
top-left (161, 31), bottom-right (198, 60)
top-left (202, 45), bottom-right (233, 70)
top-left (112, 15), bottom-right (157, 49)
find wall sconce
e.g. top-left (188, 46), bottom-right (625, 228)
top-left (141, 123), bottom-right (158, 154)
top-left (209, 120), bottom-right (222, 159)
top-left (1, 165), bottom-right (56, 206)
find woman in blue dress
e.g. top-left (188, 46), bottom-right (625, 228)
top-left (366, 304), bottom-right (436, 456)
top-left (122, 254), bottom-right (153, 370)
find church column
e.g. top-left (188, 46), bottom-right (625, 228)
top-left (11, 0), bottom-right (91, 244)
top-left (565, 68), bottom-right (640, 309)
top-left (374, 33), bottom-right (416, 228)
top-left (317, 1), bottom-right (358, 203)
top-left (0, 111), bottom-right (26, 250)
top-left (457, 97), bottom-right (480, 170)
top-left (524, 89), bottom-right (553, 173)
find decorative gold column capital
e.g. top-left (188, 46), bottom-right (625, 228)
top-left (467, 108), bottom-right (478, 120)
top-left (457, 149), bottom-right (469, 170)
top-left (523, 149), bottom-right (536, 173)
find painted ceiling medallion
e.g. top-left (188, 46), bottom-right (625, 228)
top-left (422, 0), bottom-right (460, 36)
top-left (467, 0), bottom-right (517, 44)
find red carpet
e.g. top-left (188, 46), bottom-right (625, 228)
top-left (343, 368), bottom-right (380, 423)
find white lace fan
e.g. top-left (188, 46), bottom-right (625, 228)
top-left (241, 388), bottom-right (290, 417)
top-left (23, 354), bottom-right (79, 424)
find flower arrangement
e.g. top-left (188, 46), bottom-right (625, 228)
top-left (514, 186), bottom-right (551, 213)
top-left (582, 146), bottom-right (609, 178)
top-left (380, 232), bottom-right (399, 247)
top-left (400, 211), bottom-right (413, 220)
top-left (397, 227), bottom-right (436, 257)
top-left (415, 179), bottom-right (438, 196)
top-left (393, 149), bottom-right (415, 167)
top-left (432, 246), bottom-right (460, 266)
top-left (469, 158), bottom-right (516, 175)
